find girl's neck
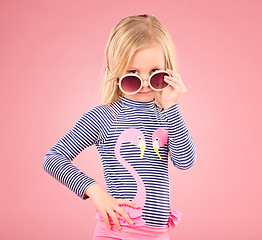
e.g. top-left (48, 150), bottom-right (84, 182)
top-left (119, 96), bottom-right (155, 109)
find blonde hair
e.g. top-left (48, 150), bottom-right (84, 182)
top-left (101, 14), bottom-right (178, 105)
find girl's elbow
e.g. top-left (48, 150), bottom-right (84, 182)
top-left (43, 154), bottom-right (50, 172)
top-left (185, 150), bottom-right (197, 169)
top-left (184, 155), bottom-right (196, 170)
top-left (43, 152), bottom-right (54, 173)
top-left (174, 151), bottom-right (196, 170)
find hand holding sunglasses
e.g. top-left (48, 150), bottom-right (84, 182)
top-left (118, 70), bottom-right (171, 95)
top-left (157, 69), bottom-right (187, 110)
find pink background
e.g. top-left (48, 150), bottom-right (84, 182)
top-left (1, 0), bottom-right (261, 239)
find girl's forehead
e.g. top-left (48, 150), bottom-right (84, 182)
top-left (128, 43), bottom-right (165, 69)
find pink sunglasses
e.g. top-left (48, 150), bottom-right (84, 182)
top-left (118, 70), bottom-right (170, 95)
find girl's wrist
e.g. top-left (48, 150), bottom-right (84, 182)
top-left (84, 182), bottom-right (99, 198)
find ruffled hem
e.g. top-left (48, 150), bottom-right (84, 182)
top-left (95, 206), bottom-right (182, 229)
top-left (168, 209), bottom-right (182, 230)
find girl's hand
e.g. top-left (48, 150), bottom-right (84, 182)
top-left (157, 69), bottom-right (187, 110)
top-left (84, 183), bottom-right (138, 230)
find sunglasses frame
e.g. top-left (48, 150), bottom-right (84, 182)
top-left (118, 70), bottom-right (171, 95)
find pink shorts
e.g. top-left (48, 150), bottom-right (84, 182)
top-left (93, 221), bottom-right (170, 240)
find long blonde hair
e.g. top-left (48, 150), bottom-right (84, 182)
top-left (101, 14), bottom-right (178, 105)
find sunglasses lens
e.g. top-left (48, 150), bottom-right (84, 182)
top-left (120, 75), bottom-right (141, 94)
top-left (150, 72), bottom-right (169, 90)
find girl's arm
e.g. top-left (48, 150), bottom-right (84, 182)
top-left (43, 106), bottom-right (137, 230)
top-left (159, 69), bottom-right (196, 169)
top-left (43, 109), bottom-right (100, 199)
top-left (162, 104), bottom-right (196, 169)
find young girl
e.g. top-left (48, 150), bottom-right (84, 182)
top-left (43, 14), bottom-right (196, 240)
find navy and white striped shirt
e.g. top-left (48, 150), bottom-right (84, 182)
top-left (43, 96), bottom-right (196, 227)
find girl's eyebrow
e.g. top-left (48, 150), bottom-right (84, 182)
top-left (127, 66), bottom-right (140, 70)
top-left (151, 65), bottom-right (164, 69)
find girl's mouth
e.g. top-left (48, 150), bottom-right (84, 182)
top-left (138, 90), bottom-right (152, 94)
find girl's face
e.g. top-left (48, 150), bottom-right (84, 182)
top-left (121, 42), bottom-right (166, 102)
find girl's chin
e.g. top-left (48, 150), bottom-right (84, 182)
top-left (123, 92), bottom-right (156, 102)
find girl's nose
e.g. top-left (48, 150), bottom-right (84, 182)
top-left (142, 76), bottom-right (150, 87)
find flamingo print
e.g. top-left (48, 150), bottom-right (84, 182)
top-left (96, 127), bottom-right (181, 228)
top-left (152, 127), bottom-right (182, 229)
top-left (152, 128), bottom-right (169, 160)
top-left (115, 128), bottom-right (146, 208)
top-left (114, 127), bottom-right (168, 208)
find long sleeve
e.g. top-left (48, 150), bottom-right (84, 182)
top-left (43, 108), bottom-right (101, 199)
top-left (162, 104), bottom-right (196, 170)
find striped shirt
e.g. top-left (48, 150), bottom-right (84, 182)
top-left (43, 96), bottom-right (196, 227)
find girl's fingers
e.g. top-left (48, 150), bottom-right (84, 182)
top-left (166, 69), bottom-right (182, 82)
top-left (163, 77), bottom-right (187, 96)
top-left (88, 185), bottom-right (136, 230)
top-left (164, 75), bottom-right (186, 91)
top-left (115, 199), bottom-right (138, 225)
top-left (166, 68), bottom-right (180, 78)
top-left (165, 75), bottom-right (182, 84)
top-left (107, 209), bottom-right (121, 230)
top-left (164, 77), bottom-right (177, 88)
top-left (101, 211), bottom-right (111, 229)
top-left (114, 205), bottom-right (134, 225)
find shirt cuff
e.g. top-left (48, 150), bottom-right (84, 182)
top-left (77, 178), bottom-right (96, 200)
top-left (161, 104), bottom-right (180, 122)
top-left (82, 181), bottom-right (97, 200)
